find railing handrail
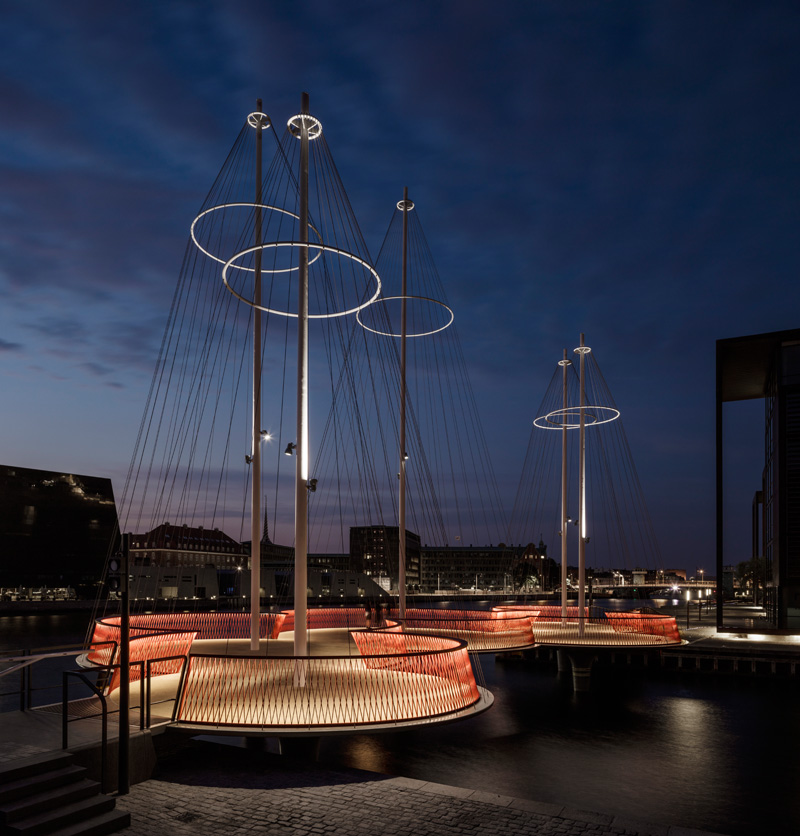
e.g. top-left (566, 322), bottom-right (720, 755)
top-left (62, 669), bottom-right (109, 792)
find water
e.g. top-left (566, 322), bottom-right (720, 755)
top-left (319, 659), bottom-right (800, 836)
top-left (2, 609), bottom-right (796, 836)
top-left (0, 611), bottom-right (91, 710)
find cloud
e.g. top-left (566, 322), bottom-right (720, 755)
top-left (0, 338), bottom-right (22, 352)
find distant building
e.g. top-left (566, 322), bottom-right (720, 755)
top-left (419, 542), bottom-right (550, 593)
top-left (350, 526), bottom-right (421, 592)
top-left (130, 522), bottom-right (246, 570)
top-left (0, 464), bottom-right (118, 593)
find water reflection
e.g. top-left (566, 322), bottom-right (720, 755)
top-left (319, 656), bottom-right (800, 836)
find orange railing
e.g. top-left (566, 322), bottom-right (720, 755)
top-left (88, 612), bottom-right (287, 692)
top-left (492, 604), bottom-right (681, 646)
top-left (605, 612), bottom-right (681, 643)
top-left (395, 608), bottom-right (535, 651)
top-left (87, 620), bottom-right (196, 692)
top-left (279, 607), bottom-right (395, 633)
top-left (175, 632), bottom-right (480, 728)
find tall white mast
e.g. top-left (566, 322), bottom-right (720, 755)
top-left (250, 100), bottom-right (266, 650)
top-left (294, 92), bottom-right (311, 663)
top-left (575, 333), bottom-right (591, 637)
top-left (398, 187), bottom-right (410, 619)
top-left (559, 349), bottom-right (570, 619)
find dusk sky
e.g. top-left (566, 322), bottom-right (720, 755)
top-left (1, 1), bottom-right (798, 574)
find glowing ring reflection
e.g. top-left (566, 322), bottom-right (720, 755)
top-left (396, 199), bottom-right (415, 212)
top-left (533, 405), bottom-right (620, 430)
top-left (287, 114), bottom-right (322, 139)
top-left (356, 295), bottom-right (454, 338)
top-left (190, 203), bottom-right (323, 274)
top-left (222, 241), bottom-right (381, 319)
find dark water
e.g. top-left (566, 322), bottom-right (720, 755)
top-left (318, 656), bottom-right (799, 836)
top-left (2, 609), bottom-right (797, 836)
top-left (0, 611), bottom-right (91, 710)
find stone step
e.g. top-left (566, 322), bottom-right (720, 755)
top-left (0, 766), bottom-right (87, 805)
top-left (0, 753), bottom-right (75, 786)
top-left (0, 778), bottom-right (101, 823)
top-left (37, 809), bottom-right (131, 836)
top-left (6, 794), bottom-right (117, 836)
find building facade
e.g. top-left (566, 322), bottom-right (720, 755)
top-left (349, 525), bottom-right (421, 592)
top-left (717, 328), bottom-right (800, 629)
top-left (130, 523), bottom-right (246, 569)
top-left (0, 464), bottom-right (118, 594)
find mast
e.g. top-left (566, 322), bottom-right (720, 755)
top-left (398, 187), bottom-right (410, 619)
top-left (250, 99), bottom-right (264, 650)
top-left (559, 349), bottom-right (570, 619)
top-left (575, 333), bottom-right (590, 636)
top-left (294, 92), bottom-right (311, 665)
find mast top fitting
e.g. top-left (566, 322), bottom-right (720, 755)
top-left (288, 113), bottom-right (322, 139)
top-left (397, 199), bottom-right (415, 212)
top-left (247, 112), bottom-right (271, 130)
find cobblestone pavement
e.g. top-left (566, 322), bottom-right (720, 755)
top-left (114, 744), bottom-right (728, 836)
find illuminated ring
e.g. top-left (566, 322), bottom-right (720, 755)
top-left (247, 112), bottom-right (271, 129)
top-left (533, 405), bottom-right (620, 430)
top-left (190, 203), bottom-right (323, 274)
top-left (356, 295), bottom-right (454, 338)
top-left (287, 114), bottom-right (322, 139)
top-left (397, 199), bottom-right (415, 211)
top-left (222, 241), bottom-right (381, 319)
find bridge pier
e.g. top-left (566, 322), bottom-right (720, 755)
top-left (566, 649), bottom-right (598, 692)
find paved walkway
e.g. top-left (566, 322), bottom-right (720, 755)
top-left (113, 743), bottom-right (729, 836)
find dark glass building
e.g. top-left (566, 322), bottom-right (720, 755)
top-left (0, 464), bottom-right (118, 594)
top-left (717, 328), bottom-right (800, 629)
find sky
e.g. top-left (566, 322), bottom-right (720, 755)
top-left (1, 1), bottom-right (798, 574)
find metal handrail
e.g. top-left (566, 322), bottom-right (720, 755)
top-left (0, 642), bottom-right (117, 711)
top-left (62, 669), bottom-right (109, 793)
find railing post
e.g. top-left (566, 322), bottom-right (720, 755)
top-left (118, 532), bottom-right (131, 795)
top-left (137, 661), bottom-right (145, 730)
top-left (19, 658), bottom-right (27, 712)
top-left (61, 672), bottom-right (68, 750)
top-left (145, 660), bottom-right (151, 729)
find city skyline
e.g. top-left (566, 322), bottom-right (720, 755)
top-left (1, 2), bottom-right (798, 575)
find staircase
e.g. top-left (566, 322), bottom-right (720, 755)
top-left (0, 752), bottom-right (129, 836)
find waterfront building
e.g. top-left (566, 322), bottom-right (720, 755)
top-left (350, 525), bottom-right (421, 592)
top-left (0, 464), bottom-right (117, 594)
top-left (417, 542), bottom-right (551, 593)
top-left (130, 523), bottom-right (246, 570)
top-left (717, 327), bottom-right (800, 629)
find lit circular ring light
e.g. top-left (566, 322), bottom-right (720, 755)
top-left (222, 241), bottom-right (381, 319)
top-left (396, 199), bottom-right (415, 212)
top-left (356, 295), bottom-right (454, 338)
top-left (287, 114), bottom-right (322, 139)
top-left (533, 405), bottom-right (620, 430)
top-left (247, 112), bottom-right (271, 130)
top-left (190, 203), bottom-right (324, 274)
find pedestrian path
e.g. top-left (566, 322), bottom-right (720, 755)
top-left (114, 741), bottom-right (731, 836)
